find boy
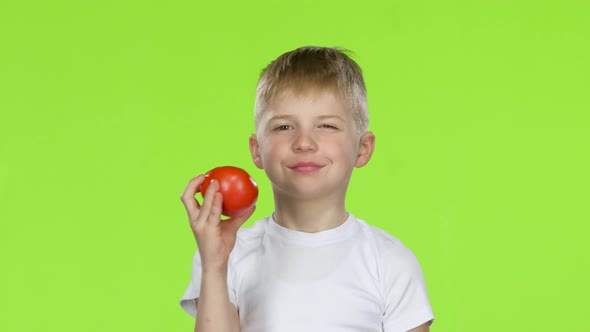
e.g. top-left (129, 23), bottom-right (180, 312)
top-left (179, 46), bottom-right (434, 332)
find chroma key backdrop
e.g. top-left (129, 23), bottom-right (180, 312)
top-left (1, 1), bottom-right (588, 331)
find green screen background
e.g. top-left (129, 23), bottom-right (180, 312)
top-left (1, 1), bottom-right (588, 331)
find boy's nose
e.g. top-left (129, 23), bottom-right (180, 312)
top-left (292, 131), bottom-right (318, 152)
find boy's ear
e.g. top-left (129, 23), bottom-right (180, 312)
top-left (249, 134), bottom-right (264, 169)
top-left (355, 131), bottom-right (375, 168)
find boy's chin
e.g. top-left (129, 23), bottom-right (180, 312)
top-left (276, 186), bottom-right (346, 202)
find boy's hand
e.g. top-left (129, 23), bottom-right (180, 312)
top-left (180, 175), bottom-right (256, 273)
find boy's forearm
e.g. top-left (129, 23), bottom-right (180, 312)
top-left (195, 269), bottom-right (239, 332)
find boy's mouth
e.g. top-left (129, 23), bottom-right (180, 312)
top-left (289, 162), bottom-right (324, 173)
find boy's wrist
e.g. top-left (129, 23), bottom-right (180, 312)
top-left (202, 264), bottom-right (229, 277)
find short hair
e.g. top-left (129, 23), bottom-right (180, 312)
top-left (254, 46), bottom-right (369, 137)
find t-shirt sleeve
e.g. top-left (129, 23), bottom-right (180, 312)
top-left (381, 245), bottom-right (434, 332)
top-left (179, 249), bottom-right (238, 318)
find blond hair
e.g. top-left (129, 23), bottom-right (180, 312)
top-left (254, 46), bottom-right (369, 136)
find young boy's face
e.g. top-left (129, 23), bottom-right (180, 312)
top-left (249, 89), bottom-right (374, 201)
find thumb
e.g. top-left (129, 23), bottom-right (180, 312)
top-left (226, 205), bottom-right (256, 233)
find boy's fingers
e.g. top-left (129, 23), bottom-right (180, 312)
top-left (199, 179), bottom-right (219, 224)
top-left (207, 192), bottom-right (224, 226)
top-left (180, 175), bottom-right (205, 217)
top-left (226, 205), bottom-right (256, 233)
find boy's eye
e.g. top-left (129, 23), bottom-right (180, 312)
top-left (275, 125), bottom-right (292, 131)
top-left (320, 124), bottom-right (338, 129)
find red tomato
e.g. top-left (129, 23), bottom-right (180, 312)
top-left (200, 166), bottom-right (259, 217)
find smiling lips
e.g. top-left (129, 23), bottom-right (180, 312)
top-left (289, 162), bottom-right (324, 173)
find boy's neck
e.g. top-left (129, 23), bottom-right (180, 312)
top-left (272, 195), bottom-right (349, 233)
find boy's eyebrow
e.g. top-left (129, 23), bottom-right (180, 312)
top-left (316, 115), bottom-right (345, 122)
top-left (267, 114), bottom-right (293, 121)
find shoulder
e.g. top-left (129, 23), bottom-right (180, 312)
top-left (354, 217), bottom-right (423, 276)
top-left (352, 217), bottom-right (435, 329)
top-left (354, 217), bottom-right (414, 257)
top-left (236, 217), bottom-right (269, 240)
top-left (229, 217), bottom-right (270, 258)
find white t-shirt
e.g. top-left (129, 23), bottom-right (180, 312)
top-left (180, 213), bottom-right (434, 332)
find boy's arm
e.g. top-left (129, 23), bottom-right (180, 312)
top-left (180, 176), bottom-right (254, 332)
top-left (193, 269), bottom-right (239, 332)
top-left (407, 321), bottom-right (432, 332)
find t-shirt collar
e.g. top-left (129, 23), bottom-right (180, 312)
top-left (267, 212), bottom-right (358, 246)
